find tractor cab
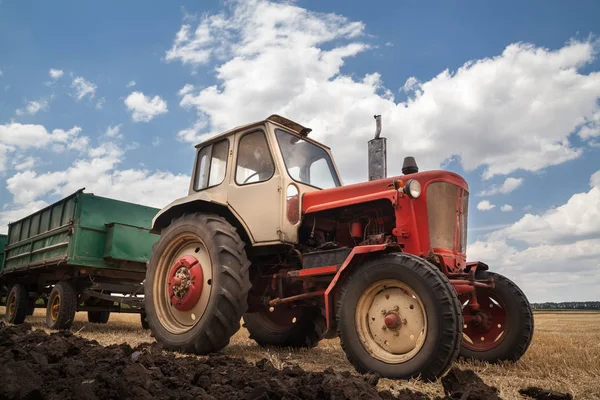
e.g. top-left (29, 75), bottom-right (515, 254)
top-left (153, 114), bottom-right (342, 244)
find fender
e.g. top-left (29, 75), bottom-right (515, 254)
top-left (323, 244), bottom-right (396, 333)
top-left (151, 196), bottom-right (254, 245)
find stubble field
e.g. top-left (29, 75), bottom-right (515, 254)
top-left (1, 308), bottom-right (599, 399)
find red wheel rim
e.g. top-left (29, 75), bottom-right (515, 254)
top-left (462, 290), bottom-right (507, 351)
top-left (168, 255), bottom-right (204, 312)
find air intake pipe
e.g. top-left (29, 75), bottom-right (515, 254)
top-left (368, 115), bottom-right (387, 181)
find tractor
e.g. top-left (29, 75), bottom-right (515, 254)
top-left (144, 114), bottom-right (533, 381)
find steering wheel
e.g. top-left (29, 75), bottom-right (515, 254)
top-left (243, 171), bottom-right (260, 184)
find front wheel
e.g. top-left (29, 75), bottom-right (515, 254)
top-left (336, 253), bottom-right (462, 381)
top-left (460, 271), bottom-right (533, 362)
top-left (145, 213), bottom-right (251, 354)
top-left (5, 284), bottom-right (29, 324)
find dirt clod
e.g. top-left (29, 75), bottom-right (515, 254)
top-left (440, 368), bottom-right (501, 400)
top-left (518, 387), bottom-right (574, 400)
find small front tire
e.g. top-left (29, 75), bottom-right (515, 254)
top-left (5, 284), bottom-right (29, 324)
top-left (337, 253), bottom-right (462, 381)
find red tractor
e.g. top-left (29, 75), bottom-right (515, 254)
top-left (145, 114), bottom-right (533, 380)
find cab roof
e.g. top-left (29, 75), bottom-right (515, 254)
top-left (193, 114), bottom-right (329, 149)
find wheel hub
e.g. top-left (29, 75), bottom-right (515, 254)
top-left (384, 312), bottom-right (401, 330)
top-left (168, 255), bottom-right (204, 312)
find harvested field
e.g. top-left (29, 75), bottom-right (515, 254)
top-left (1, 308), bottom-right (596, 399)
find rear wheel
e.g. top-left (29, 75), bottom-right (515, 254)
top-left (5, 284), bottom-right (28, 324)
top-left (337, 253), bottom-right (462, 381)
top-left (460, 271), bottom-right (533, 362)
top-left (244, 305), bottom-right (326, 348)
top-left (86, 298), bottom-right (112, 324)
top-left (145, 213), bottom-right (251, 354)
top-left (46, 281), bottom-right (78, 330)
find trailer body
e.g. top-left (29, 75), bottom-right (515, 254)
top-left (0, 234), bottom-right (6, 271)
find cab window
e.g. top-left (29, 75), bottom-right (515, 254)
top-left (235, 130), bottom-right (275, 185)
top-left (194, 139), bottom-right (229, 190)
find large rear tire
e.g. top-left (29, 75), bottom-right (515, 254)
top-left (244, 306), bottom-right (326, 348)
top-left (459, 271), bottom-right (533, 362)
top-left (145, 213), bottom-right (251, 354)
top-left (337, 253), bottom-right (462, 381)
top-left (5, 284), bottom-right (29, 324)
top-left (46, 281), bottom-right (78, 330)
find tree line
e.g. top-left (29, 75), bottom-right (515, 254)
top-left (531, 301), bottom-right (600, 310)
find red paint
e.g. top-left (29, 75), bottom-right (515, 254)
top-left (350, 221), bottom-right (363, 239)
top-left (287, 265), bottom-right (339, 278)
top-left (323, 244), bottom-right (389, 329)
top-left (384, 313), bottom-right (400, 329)
top-left (168, 255), bottom-right (204, 312)
top-left (462, 291), bottom-right (508, 351)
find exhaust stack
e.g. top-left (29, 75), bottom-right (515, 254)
top-left (368, 115), bottom-right (387, 181)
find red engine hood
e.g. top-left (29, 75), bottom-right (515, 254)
top-left (302, 170), bottom-right (468, 213)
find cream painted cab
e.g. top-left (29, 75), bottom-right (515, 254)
top-left (151, 115), bottom-right (343, 245)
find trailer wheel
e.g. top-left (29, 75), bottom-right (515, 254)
top-left (140, 312), bottom-right (149, 330)
top-left (244, 306), bottom-right (326, 348)
top-left (88, 310), bottom-right (110, 324)
top-left (5, 284), bottom-right (29, 324)
top-left (459, 271), bottom-right (534, 362)
top-left (46, 281), bottom-right (78, 330)
top-left (145, 213), bottom-right (251, 354)
top-left (336, 253), bottom-right (462, 381)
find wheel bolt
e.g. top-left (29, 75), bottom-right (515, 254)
top-left (382, 325), bottom-right (387, 330)
top-left (393, 305), bottom-right (399, 311)
top-left (402, 318), bottom-right (407, 325)
top-left (381, 310), bottom-right (386, 315)
top-left (394, 331), bottom-right (399, 337)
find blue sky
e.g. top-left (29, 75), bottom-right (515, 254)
top-left (1, 0), bottom-right (599, 301)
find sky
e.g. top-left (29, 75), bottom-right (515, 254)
top-left (1, 0), bottom-right (599, 302)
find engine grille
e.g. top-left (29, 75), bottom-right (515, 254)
top-left (426, 182), bottom-right (468, 253)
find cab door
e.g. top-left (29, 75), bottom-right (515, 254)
top-left (227, 127), bottom-right (283, 243)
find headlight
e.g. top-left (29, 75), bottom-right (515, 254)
top-left (403, 179), bottom-right (421, 199)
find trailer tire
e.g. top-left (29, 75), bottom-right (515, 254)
top-left (88, 311), bottom-right (110, 324)
top-left (244, 306), bottom-right (326, 348)
top-left (336, 253), bottom-right (462, 381)
top-left (5, 284), bottom-right (29, 324)
top-left (46, 281), bottom-right (78, 330)
top-left (145, 213), bottom-right (251, 354)
top-left (459, 271), bottom-right (534, 362)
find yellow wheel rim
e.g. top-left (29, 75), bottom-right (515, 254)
top-left (7, 292), bottom-right (16, 318)
top-left (50, 294), bottom-right (61, 322)
top-left (356, 279), bottom-right (427, 363)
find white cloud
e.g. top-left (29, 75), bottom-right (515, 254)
top-left (95, 97), bottom-right (106, 110)
top-left (165, 1), bottom-right (600, 184)
top-left (16, 99), bottom-right (49, 116)
top-left (125, 91), bottom-right (168, 122)
top-left (469, 172), bottom-right (600, 301)
top-left (0, 123), bottom-right (83, 172)
top-left (13, 156), bottom-right (38, 171)
top-left (500, 204), bottom-right (513, 212)
top-left (0, 69), bottom-right (3, 76)
top-left (49, 68), bottom-right (64, 80)
top-left (178, 84), bottom-right (194, 96)
top-left (479, 177), bottom-right (524, 196)
top-left (477, 200), bottom-right (495, 211)
top-left (4, 141), bottom-right (189, 213)
top-left (591, 170), bottom-right (600, 188)
top-left (0, 200), bottom-right (49, 233)
top-left (402, 76), bottom-right (420, 93)
top-left (71, 76), bottom-right (97, 100)
top-left (127, 80), bottom-right (136, 88)
top-left (105, 124), bottom-right (123, 139)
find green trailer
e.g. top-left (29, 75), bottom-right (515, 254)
top-left (0, 189), bottom-right (160, 330)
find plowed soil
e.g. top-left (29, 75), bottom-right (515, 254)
top-left (0, 322), bottom-right (571, 400)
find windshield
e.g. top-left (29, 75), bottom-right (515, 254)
top-left (275, 128), bottom-right (341, 190)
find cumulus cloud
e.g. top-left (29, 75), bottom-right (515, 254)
top-left (3, 141), bottom-right (189, 216)
top-left (124, 91), bottom-right (168, 122)
top-left (591, 170), bottom-right (600, 188)
top-left (477, 200), bottom-right (495, 211)
top-left (95, 97), bottom-right (106, 110)
top-left (479, 177), bottom-right (524, 196)
top-left (105, 124), bottom-right (123, 139)
top-left (16, 99), bottom-right (49, 116)
top-left (165, 0), bottom-right (600, 184)
top-left (500, 204), bottom-right (513, 212)
top-left (49, 69), bottom-right (64, 80)
top-left (127, 80), bottom-right (136, 88)
top-left (0, 123), bottom-right (84, 171)
top-left (71, 76), bottom-right (97, 100)
top-left (470, 170), bottom-right (600, 301)
top-left (12, 156), bottom-right (38, 171)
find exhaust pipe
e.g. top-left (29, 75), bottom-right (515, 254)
top-left (368, 115), bottom-right (387, 181)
